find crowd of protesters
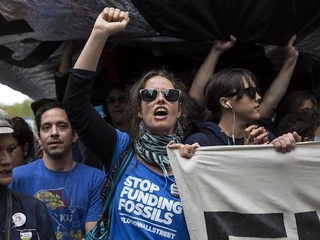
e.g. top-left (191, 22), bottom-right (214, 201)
top-left (1, 7), bottom-right (320, 240)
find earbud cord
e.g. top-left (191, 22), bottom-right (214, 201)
top-left (230, 107), bottom-right (236, 145)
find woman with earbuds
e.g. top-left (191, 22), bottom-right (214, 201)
top-left (184, 68), bottom-right (301, 153)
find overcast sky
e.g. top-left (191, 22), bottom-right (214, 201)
top-left (0, 83), bottom-right (32, 106)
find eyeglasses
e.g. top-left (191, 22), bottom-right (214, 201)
top-left (106, 95), bottom-right (126, 104)
top-left (139, 89), bottom-right (181, 102)
top-left (227, 86), bottom-right (260, 100)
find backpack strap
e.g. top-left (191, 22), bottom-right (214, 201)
top-left (201, 127), bottom-right (215, 146)
top-left (100, 144), bottom-right (134, 225)
top-left (84, 144), bottom-right (134, 240)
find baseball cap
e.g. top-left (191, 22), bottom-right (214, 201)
top-left (30, 98), bottom-right (57, 116)
top-left (0, 109), bottom-right (14, 134)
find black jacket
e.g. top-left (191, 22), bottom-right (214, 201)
top-left (0, 186), bottom-right (55, 240)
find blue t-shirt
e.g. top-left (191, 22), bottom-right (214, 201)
top-left (9, 160), bottom-right (106, 240)
top-left (108, 130), bottom-right (190, 240)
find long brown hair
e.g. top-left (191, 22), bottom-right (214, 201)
top-left (125, 68), bottom-right (187, 140)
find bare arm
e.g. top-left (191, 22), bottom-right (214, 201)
top-left (85, 221), bottom-right (97, 233)
top-left (63, 8), bottom-right (130, 171)
top-left (259, 35), bottom-right (299, 118)
top-left (188, 36), bottom-right (236, 105)
top-left (55, 41), bottom-right (79, 101)
top-left (74, 8), bottom-right (129, 71)
top-left (58, 41), bottom-right (76, 74)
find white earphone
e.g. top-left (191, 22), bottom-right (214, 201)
top-left (225, 101), bottom-right (235, 145)
top-left (226, 102), bottom-right (233, 109)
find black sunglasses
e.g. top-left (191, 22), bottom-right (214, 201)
top-left (227, 86), bottom-right (260, 100)
top-left (139, 88), bottom-right (181, 102)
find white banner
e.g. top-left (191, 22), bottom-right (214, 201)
top-left (168, 142), bottom-right (320, 240)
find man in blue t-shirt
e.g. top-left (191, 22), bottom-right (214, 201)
top-left (9, 102), bottom-right (106, 240)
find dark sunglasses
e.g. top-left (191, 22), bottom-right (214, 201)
top-left (139, 88), bottom-right (181, 102)
top-left (227, 86), bottom-right (260, 100)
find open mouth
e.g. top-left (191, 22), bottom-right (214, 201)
top-left (154, 107), bottom-right (168, 117)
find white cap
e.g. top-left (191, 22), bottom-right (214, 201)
top-left (0, 109), bottom-right (13, 134)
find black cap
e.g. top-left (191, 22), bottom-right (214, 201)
top-left (31, 99), bottom-right (57, 116)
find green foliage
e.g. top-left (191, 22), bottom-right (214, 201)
top-left (0, 99), bottom-right (34, 118)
